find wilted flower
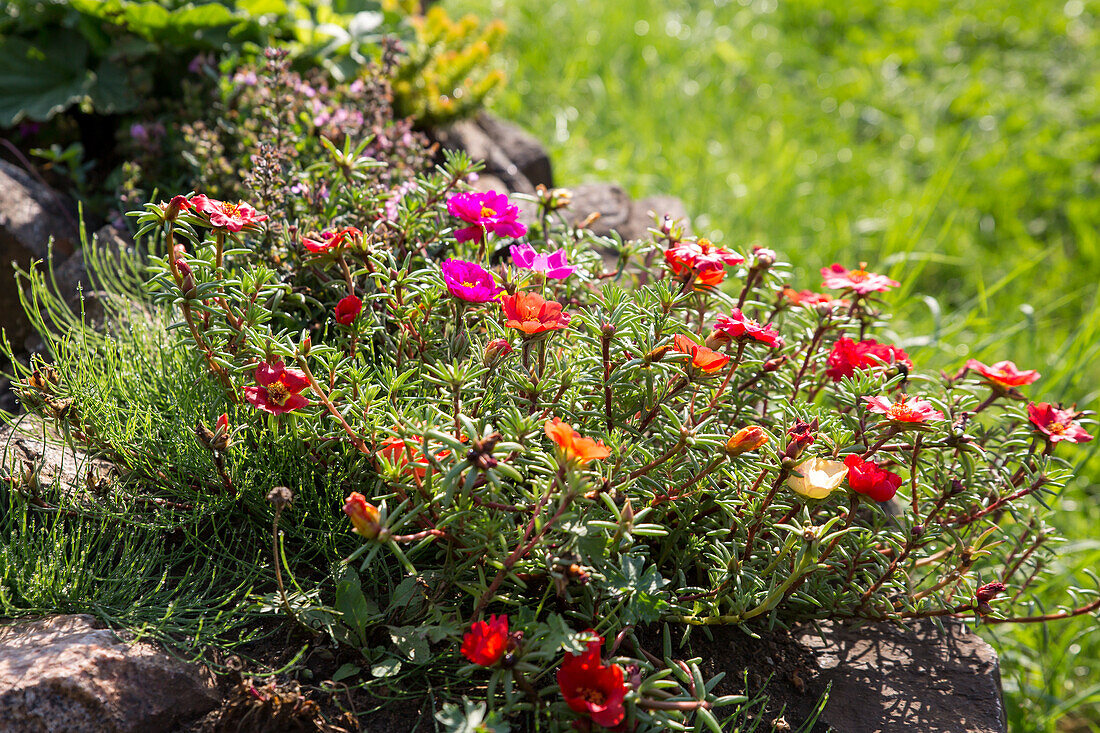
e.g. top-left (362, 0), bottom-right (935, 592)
top-left (844, 454), bottom-right (903, 502)
top-left (725, 426), bottom-right (769, 457)
top-left (461, 614), bottom-right (509, 666)
top-left (711, 309), bottom-right (783, 348)
top-left (243, 359), bottom-right (310, 415)
top-left (826, 337), bottom-right (911, 382)
top-left (864, 395), bottom-right (944, 424)
top-left (334, 294), bottom-right (362, 325)
top-left (545, 418), bottom-right (611, 465)
top-left (1027, 402), bottom-right (1092, 444)
top-left (975, 581), bottom-right (1007, 616)
top-left (556, 635), bottom-right (627, 728)
top-left (787, 458), bottom-right (849, 499)
top-left (673, 334), bottom-right (730, 374)
top-left (821, 263), bottom-right (898, 294)
top-left (447, 191), bottom-right (527, 242)
top-left (510, 242), bottom-right (575, 279)
top-left (188, 194), bottom-right (268, 233)
top-left (966, 360), bottom-right (1040, 390)
top-left (783, 419), bottom-right (818, 461)
top-left (500, 291), bottom-right (571, 336)
top-left (343, 492), bottom-right (382, 539)
top-left (441, 259), bottom-right (503, 302)
top-left (302, 227), bottom-right (362, 253)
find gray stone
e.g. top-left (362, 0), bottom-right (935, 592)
top-left (795, 619), bottom-right (1006, 733)
top-left (517, 182), bottom-right (693, 243)
top-left (0, 415), bottom-right (112, 505)
top-left (432, 119), bottom-right (535, 194)
top-left (475, 113), bottom-right (553, 189)
top-left (0, 614), bottom-right (220, 733)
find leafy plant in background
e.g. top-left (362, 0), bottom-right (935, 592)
top-left (3, 126), bottom-right (1097, 730)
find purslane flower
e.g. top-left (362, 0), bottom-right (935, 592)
top-left (441, 259), bottom-right (504, 302)
top-left (510, 242), bottom-right (575, 279)
top-left (461, 615), bottom-right (509, 666)
top-left (334, 294), bottom-right (362, 325)
top-left (1027, 402), bottom-right (1092, 444)
top-left (966, 359), bottom-right (1040, 389)
top-left (302, 227), bottom-right (362, 253)
top-left (375, 435), bottom-right (455, 480)
top-left (787, 457), bottom-right (849, 499)
top-left (711, 308), bottom-right (783, 348)
top-left (725, 426), bottom-right (769, 457)
top-left (665, 238), bottom-right (744, 289)
top-left (500, 291), bottom-right (571, 335)
top-left (556, 635), bottom-right (628, 728)
top-left (826, 337), bottom-right (911, 382)
top-left (673, 334), bottom-right (730, 374)
top-left (188, 194), bottom-right (269, 232)
top-left (821, 263), bottom-right (898, 294)
top-left (844, 454), bottom-right (903, 502)
top-left (545, 418), bottom-right (611, 465)
top-left (243, 359), bottom-right (310, 414)
top-left (343, 492), bottom-right (382, 538)
top-left (864, 395), bottom-right (944, 423)
top-left (447, 191), bottom-right (527, 243)
top-left (782, 287), bottom-right (846, 308)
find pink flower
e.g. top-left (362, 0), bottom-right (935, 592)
top-left (244, 359), bottom-right (310, 415)
top-left (826, 337), bottom-right (911, 382)
top-left (711, 308), bottom-right (783, 348)
top-left (334, 295), bottom-right (362, 325)
top-left (188, 194), bottom-right (268, 233)
top-left (441, 259), bottom-right (503, 302)
top-left (510, 242), bottom-right (574, 279)
top-left (447, 191), bottom-right (527, 243)
top-left (966, 360), bottom-right (1040, 389)
top-left (821, 263), bottom-right (898, 294)
top-left (864, 395), bottom-right (944, 423)
top-left (1027, 403), bottom-right (1092, 444)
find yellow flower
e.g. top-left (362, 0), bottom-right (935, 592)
top-left (787, 458), bottom-right (848, 499)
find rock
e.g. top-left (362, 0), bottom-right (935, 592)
top-left (432, 119), bottom-right (535, 194)
top-left (795, 619), bottom-right (1006, 733)
top-left (0, 415), bottom-right (113, 505)
top-left (0, 614), bottom-right (220, 733)
top-left (475, 113), bottom-right (553, 189)
top-left (517, 182), bottom-right (693, 243)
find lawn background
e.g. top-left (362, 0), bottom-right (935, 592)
top-left (448, 0), bottom-right (1100, 728)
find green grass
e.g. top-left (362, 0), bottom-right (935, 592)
top-left (448, 0), bottom-right (1100, 728)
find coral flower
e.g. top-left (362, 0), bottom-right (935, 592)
top-left (343, 492), bottom-right (382, 539)
top-left (302, 227), bottom-right (362, 253)
top-left (243, 359), bottom-right (310, 414)
top-left (665, 238), bottom-right (743, 289)
top-left (673, 334), bottom-right (730, 374)
top-left (787, 458), bottom-right (849, 499)
top-left (966, 359), bottom-right (1040, 389)
top-left (1027, 403), bottom-right (1093, 444)
top-left (500, 291), bottom-right (571, 336)
top-left (461, 615), bottom-right (509, 666)
top-left (783, 288), bottom-right (839, 307)
top-left (556, 635), bottom-right (627, 728)
top-left (188, 194), bottom-right (268, 232)
top-left (447, 191), bottom-right (527, 243)
top-left (334, 294), bottom-right (362, 325)
top-left (441, 259), bottom-right (503, 302)
top-left (712, 309), bottom-right (783, 348)
top-left (375, 436), bottom-right (454, 480)
top-left (545, 418), bottom-right (611, 465)
top-left (821, 263), bottom-right (898, 294)
top-left (826, 337), bottom-right (911, 382)
top-left (510, 242), bottom-right (575, 279)
top-left (844, 454), bottom-right (903, 502)
top-left (725, 426), bottom-right (769, 457)
top-left (864, 395), bottom-right (944, 423)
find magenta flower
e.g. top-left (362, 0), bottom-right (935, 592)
top-left (441, 259), bottom-right (503, 303)
top-left (447, 191), bottom-right (527, 243)
top-left (510, 242), bottom-right (575, 279)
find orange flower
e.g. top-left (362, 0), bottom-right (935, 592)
top-left (673, 334), bottom-right (730, 374)
top-left (375, 436), bottom-right (455, 480)
top-left (343, 492), bottom-right (383, 538)
top-left (500, 291), bottom-right (571, 336)
top-left (545, 418), bottom-right (610, 465)
top-left (725, 426), bottom-right (768, 456)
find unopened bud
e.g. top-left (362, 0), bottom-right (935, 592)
top-left (299, 332), bottom-right (312, 355)
top-left (644, 344), bottom-right (671, 363)
top-left (483, 338), bottom-right (513, 366)
top-left (704, 330), bottom-right (732, 351)
top-left (911, 524), bottom-right (924, 538)
top-left (815, 301), bottom-right (835, 317)
top-left (165, 195), bottom-right (190, 222)
top-left (176, 259), bottom-right (196, 297)
top-left (725, 426), bottom-right (769, 457)
top-left (343, 492), bottom-right (384, 539)
top-left (752, 245), bottom-right (777, 268)
top-left (601, 322), bottom-right (617, 338)
top-left (975, 581), bottom-right (1006, 604)
top-left (762, 356), bottom-right (787, 372)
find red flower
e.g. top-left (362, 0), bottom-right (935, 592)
top-left (1027, 403), bottom-right (1092, 444)
top-left (545, 418), bottom-right (611, 465)
top-left (966, 359), bottom-right (1039, 389)
top-left (500, 291), bottom-right (571, 336)
top-left (557, 635), bottom-right (627, 728)
top-left (673, 334), bottom-right (730, 374)
top-left (665, 238), bottom-right (743, 289)
top-left (864, 395), bottom-right (944, 423)
top-left (844, 454), bottom-right (903, 501)
top-left (782, 287), bottom-right (845, 308)
top-left (375, 435), bottom-right (457, 480)
top-left (243, 359), bottom-right (310, 414)
top-left (821, 263), bottom-right (898, 294)
top-left (826, 337), bottom-right (911, 382)
top-left (334, 294), bottom-right (362, 325)
top-left (343, 492), bottom-right (382, 539)
top-left (302, 227), bottom-right (362, 254)
top-left (188, 194), bottom-right (268, 232)
top-left (711, 309), bottom-right (783, 348)
top-left (461, 615), bottom-right (509, 666)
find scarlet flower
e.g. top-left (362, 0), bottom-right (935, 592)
top-left (1027, 403), bottom-right (1093, 444)
top-left (243, 359), bottom-right (310, 415)
top-left (302, 227), bottom-right (362, 253)
top-left (334, 294), bottom-right (362, 325)
top-left (460, 614), bottom-right (509, 666)
top-left (500, 291), bottom-right (571, 336)
top-left (557, 635), bottom-right (628, 728)
top-left (441, 259), bottom-right (503, 302)
top-left (826, 337), bottom-right (911, 382)
top-left (376, 436), bottom-right (454, 480)
top-left (673, 334), bottom-right (730, 374)
top-left (966, 359), bottom-right (1040, 389)
top-left (844, 454), bottom-right (903, 502)
top-left (821, 263), bottom-right (898, 294)
top-left (188, 194), bottom-right (268, 233)
top-left (665, 238), bottom-right (743, 289)
top-left (864, 395), bottom-right (944, 423)
top-left (447, 191), bottom-right (527, 243)
top-left (712, 309), bottom-right (783, 348)
top-left (725, 426), bottom-right (768, 457)
top-left (343, 492), bottom-right (382, 539)
top-left (545, 418), bottom-right (611, 465)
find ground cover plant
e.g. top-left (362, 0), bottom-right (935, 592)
top-left (450, 0), bottom-right (1100, 727)
top-left (2, 119), bottom-right (1098, 731)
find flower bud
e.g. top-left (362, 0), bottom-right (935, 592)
top-left (815, 301), bottom-right (835, 318)
top-left (644, 344), bottom-right (671, 363)
top-left (212, 413), bottom-right (231, 452)
top-left (176, 259), bottom-right (196, 298)
top-left (704, 329), bottom-right (732, 351)
top-left (725, 426), bottom-right (769, 457)
top-left (601, 321), bottom-right (617, 338)
top-left (975, 581), bottom-right (1006, 604)
top-left (299, 332), bottom-right (312, 355)
top-left (343, 492), bottom-right (383, 539)
top-left (752, 245), bottom-right (777, 269)
top-left (762, 356), bottom-right (787, 372)
top-left (165, 195), bottom-right (190, 222)
top-left (483, 338), bottom-right (513, 366)
top-left (911, 524), bottom-right (924, 538)
top-left (783, 419), bottom-right (818, 461)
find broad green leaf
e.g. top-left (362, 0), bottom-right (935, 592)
top-left (0, 34), bottom-right (92, 125)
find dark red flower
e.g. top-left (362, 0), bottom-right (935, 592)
top-left (711, 309), bottom-right (783, 348)
top-left (557, 635), bottom-right (627, 728)
top-left (844, 454), bottom-right (903, 502)
top-left (334, 294), bottom-right (362, 325)
top-left (1027, 402), bottom-right (1092, 444)
top-left (826, 337), bottom-right (911, 382)
top-left (243, 360), bottom-right (310, 415)
top-left (461, 614), bottom-right (509, 666)
top-left (976, 581), bottom-right (1007, 604)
